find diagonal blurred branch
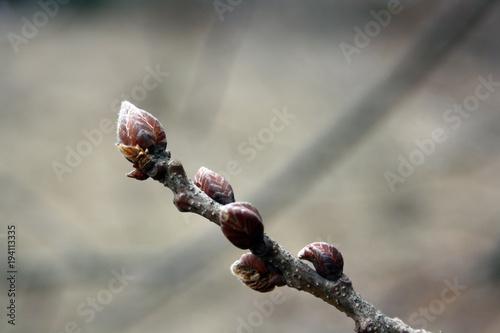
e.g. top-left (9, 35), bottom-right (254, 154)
top-left (177, 2), bottom-right (256, 139)
top-left (250, 0), bottom-right (497, 217)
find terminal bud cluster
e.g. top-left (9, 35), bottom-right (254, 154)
top-left (116, 101), bottom-right (169, 180)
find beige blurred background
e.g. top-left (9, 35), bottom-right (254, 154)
top-left (0, 1), bottom-right (499, 332)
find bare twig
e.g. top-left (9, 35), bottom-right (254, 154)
top-left (116, 101), bottom-right (433, 333)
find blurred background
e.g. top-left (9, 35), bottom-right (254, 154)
top-left (0, 0), bottom-right (499, 332)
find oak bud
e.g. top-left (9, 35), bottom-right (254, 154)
top-left (173, 193), bottom-right (193, 212)
top-left (220, 202), bottom-right (264, 250)
top-left (116, 101), bottom-right (167, 180)
top-left (231, 253), bottom-right (285, 293)
top-left (298, 242), bottom-right (344, 281)
top-left (117, 101), bottom-right (166, 153)
top-left (194, 167), bottom-right (235, 205)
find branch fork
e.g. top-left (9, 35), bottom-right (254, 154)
top-left (116, 101), bottom-right (433, 333)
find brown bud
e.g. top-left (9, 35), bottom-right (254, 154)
top-left (125, 167), bottom-right (149, 180)
top-left (117, 101), bottom-right (166, 153)
top-left (298, 242), bottom-right (343, 281)
top-left (194, 167), bottom-right (235, 205)
top-left (116, 101), bottom-right (167, 180)
top-left (116, 142), bottom-right (147, 166)
top-left (231, 253), bottom-right (285, 293)
top-left (220, 202), bottom-right (264, 250)
top-left (173, 193), bottom-right (192, 212)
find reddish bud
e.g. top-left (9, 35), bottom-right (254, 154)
top-left (220, 202), bottom-right (264, 250)
top-left (194, 167), bottom-right (235, 205)
top-left (173, 193), bottom-right (192, 212)
top-left (125, 168), bottom-right (149, 180)
top-left (117, 101), bottom-right (166, 153)
top-left (116, 101), bottom-right (168, 180)
top-left (298, 242), bottom-right (344, 281)
top-left (231, 253), bottom-right (285, 293)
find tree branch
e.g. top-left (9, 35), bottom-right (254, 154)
top-left (116, 101), bottom-right (433, 333)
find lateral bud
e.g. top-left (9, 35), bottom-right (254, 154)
top-left (194, 167), bottom-right (235, 204)
top-left (173, 193), bottom-right (193, 212)
top-left (231, 253), bottom-right (285, 293)
top-left (220, 202), bottom-right (264, 250)
top-left (298, 242), bottom-right (344, 281)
